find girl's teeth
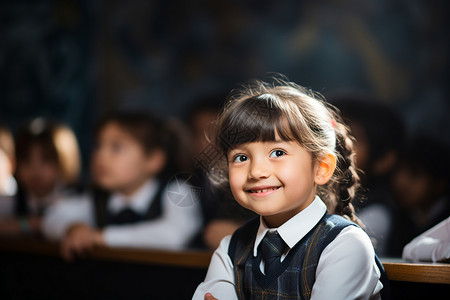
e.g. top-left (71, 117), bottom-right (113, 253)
top-left (253, 187), bottom-right (277, 193)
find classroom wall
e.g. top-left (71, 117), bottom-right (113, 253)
top-left (0, 0), bottom-right (449, 171)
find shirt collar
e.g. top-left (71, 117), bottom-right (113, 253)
top-left (253, 195), bottom-right (327, 257)
top-left (108, 179), bottom-right (159, 214)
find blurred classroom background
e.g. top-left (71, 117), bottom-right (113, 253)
top-left (0, 0), bottom-right (449, 299)
top-left (1, 0), bottom-right (449, 161)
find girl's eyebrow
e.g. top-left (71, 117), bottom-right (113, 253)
top-left (268, 139), bottom-right (289, 145)
top-left (229, 147), bottom-right (244, 154)
top-left (230, 143), bottom-right (250, 151)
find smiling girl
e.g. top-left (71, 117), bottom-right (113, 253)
top-left (193, 79), bottom-right (388, 299)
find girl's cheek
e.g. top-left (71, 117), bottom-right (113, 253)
top-left (229, 170), bottom-right (245, 193)
top-left (228, 167), bottom-right (239, 183)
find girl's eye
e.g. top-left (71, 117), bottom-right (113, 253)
top-left (111, 142), bottom-right (124, 153)
top-left (270, 149), bottom-right (286, 158)
top-left (233, 154), bottom-right (248, 162)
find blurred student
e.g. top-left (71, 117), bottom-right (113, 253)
top-left (186, 94), bottom-right (255, 249)
top-left (43, 111), bottom-right (202, 260)
top-left (0, 118), bottom-right (81, 236)
top-left (402, 216), bottom-right (450, 263)
top-left (0, 124), bottom-right (17, 216)
top-left (331, 96), bottom-right (405, 256)
top-left (388, 135), bottom-right (450, 256)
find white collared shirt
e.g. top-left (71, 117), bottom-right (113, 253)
top-left (27, 184), bottom-right (66, 215)
top-left (193, 196), bottom-right (383, 300)
top-left (107, 180), bottom-right (158, 215)
top-left (0, 175), bottom-right (17, 197)
top-left (43, 179), bottom-right (202, 250)
top-left (0, 176), bottom-right (17, 217)
top-left (0, 180), bottom-right (65, 218)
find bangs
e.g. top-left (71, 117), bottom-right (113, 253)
top-left (219, 96), bottom-right (298, 153)
top-left (16, 132), bottom-right (58, 162)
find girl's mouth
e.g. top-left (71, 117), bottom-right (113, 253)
top-left (246, 186), bottom-right (281, 194)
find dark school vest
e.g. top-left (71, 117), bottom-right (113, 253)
top-left (228, 213), bottom-right (390, 300)
top-left (93, 181), bottom-right (167, 228)
top-left (14, 187), bottom-right (28, 216)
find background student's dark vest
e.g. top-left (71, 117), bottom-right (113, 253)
top-left (93, 181), bottom-right (167, 228)
top-left (14, 185), bottom-right (81, 217)
top-left (14, 187), bottom-right (28, 216)
top-left (228, 213), bottom-right (391, 300)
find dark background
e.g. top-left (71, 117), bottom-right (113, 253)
top-left (0, 1), bottom-right (449, 299)
top-left (0, 0), bottom-right (449, 174)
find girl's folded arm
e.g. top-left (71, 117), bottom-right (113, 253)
top-left (192, 235), bottom-right (238, 300)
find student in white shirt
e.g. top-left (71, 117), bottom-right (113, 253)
top-left (43, 111), bottom-right (202, 260)
top-left (193, 78), bottom-right (386, 299)
top-left (0, 119), bottom-right (81, 236)
top-left (402, 216), bottom-right (450, 263)
top-left (0, 124), bottom-right (17, 218)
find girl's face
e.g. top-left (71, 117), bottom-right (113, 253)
top-left (91, 122), bottom-right (164, 196)
top-left (227, 138), bottom-right (322, 228)
top-left (16, 144), bottom-right (60, 198)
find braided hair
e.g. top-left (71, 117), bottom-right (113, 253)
top-left (318, 115), bottom-right (364, 228)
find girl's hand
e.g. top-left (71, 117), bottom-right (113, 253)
top-left (61, 223), bottom-right (104, 262)
top-left (204, 293), bottom-right (218, 300)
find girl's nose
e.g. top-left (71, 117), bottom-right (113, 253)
top-left (248, 159), bottom-right (270, 179)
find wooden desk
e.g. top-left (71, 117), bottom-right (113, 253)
top-left (0, 237), bottom-right (213, 268)
top-left (0, 237), bottom-right (212, 299)
top-left (1, 238), bottom-right (449, 284)
top-left (381, 258), bottom-right (450, 284)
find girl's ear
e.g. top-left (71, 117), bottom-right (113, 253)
top-left (314, 153), bottom-right (336, 185)
top-left (145, 149), bottom-right (167, 176)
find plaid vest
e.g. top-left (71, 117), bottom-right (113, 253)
top-left (228, 213), bottom-right (390, 300)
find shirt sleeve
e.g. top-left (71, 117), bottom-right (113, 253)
top-left (402, 216), bottom-right (450, 262)
top-left (103, 182), bottom-right (202, 249)
top-left (192, 235), bottom-right (238, 300)
top-left (42, 194), bottom-right (95, 240)
top-left (312, 226), bottom-right (383, 300)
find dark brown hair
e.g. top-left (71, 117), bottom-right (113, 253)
top-left (15, 118), bottom-right (81, 185)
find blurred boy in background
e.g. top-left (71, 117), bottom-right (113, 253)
top-left (331, 96), bottom-right (406, 256)
top-left (43, 111), bottom-right (202, 259)
top-left (389, 135), bottom-right (450, 256)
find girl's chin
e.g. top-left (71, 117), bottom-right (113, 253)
top-left (246, 206), bottom-right (281, 217)
top-left (93, 180), bottom-right (116, 190)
